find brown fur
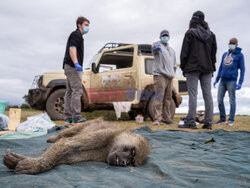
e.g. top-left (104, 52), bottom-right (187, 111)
top-left (3, 117), bottom-right (150, 174)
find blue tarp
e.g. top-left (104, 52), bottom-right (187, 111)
top-left (0, 126), bottom-right (249, 187)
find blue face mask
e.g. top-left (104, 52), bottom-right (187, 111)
top-left (228, 44), bottom-right (236, 50)
top-left (161, 36), bottom-right (169, 44)
top-left (82, 26), bottom-right (89, 34)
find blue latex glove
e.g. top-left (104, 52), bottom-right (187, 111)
top-left (213, 81), bottom-right (217, 88)
top-left (74, 63), bottom-right (82, 71)
top-left (152, 45), bottom-right (162, 52)
top-left (236, 83), bottom-right (242, 90)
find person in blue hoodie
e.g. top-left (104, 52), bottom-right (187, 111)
top-left (214, 38), bottom-right (245, 126)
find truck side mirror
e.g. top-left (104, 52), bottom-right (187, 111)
top-left (91, 63), bottom-right (98, 73)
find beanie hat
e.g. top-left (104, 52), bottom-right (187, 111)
top-left (192, 11), bottom-right (205, 21)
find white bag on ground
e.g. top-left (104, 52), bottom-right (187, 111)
top-left (17, 112), bottom-right (55, 133)
top-left (0, 114), bottom-right (9, 131)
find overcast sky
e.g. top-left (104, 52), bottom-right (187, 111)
top-left (0, 0), bottom-right (249, 114)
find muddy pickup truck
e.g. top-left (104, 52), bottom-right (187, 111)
top-left (28, 43), bottom-right (187, 120)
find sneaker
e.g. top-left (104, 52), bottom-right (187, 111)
top-left (178, 122), bottom-right (197, 129)
top-left (65, 118), bottom-right (72, 124)
top-left (202, 123), bottom-right (212, 129)
top-left (215, 119), bottom-right (226, 125)
top-left (227, 121), bottom-right (234, 126)
top-left (153, 121), bottom-right (160, 125)
top-left (72, 117), bottom-right (87, 124)
top-left (162, 120), bottom-right (176, 124)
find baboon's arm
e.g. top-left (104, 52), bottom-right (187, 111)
top-left (66, 127), bottom-right (124, 150)
top-left (47, 117), bottom-right (104, 143)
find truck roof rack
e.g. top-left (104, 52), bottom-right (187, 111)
top-left (138, 44), bottom-right (153, 55)
top-left (98, 43), bottom-right (153, 56)
top-left (98, 43), bottom-right (132, 53)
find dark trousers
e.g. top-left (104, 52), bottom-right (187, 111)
top-left (185, 72), bottom-right (214, 124)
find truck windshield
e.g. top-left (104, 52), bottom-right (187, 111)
top-left (83, 54), bottom-right (99, 69)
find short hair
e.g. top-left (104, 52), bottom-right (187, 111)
top-left (76, 16), bottom-right (90, 28)
top-left (229, 38), bottom-right (238, 45)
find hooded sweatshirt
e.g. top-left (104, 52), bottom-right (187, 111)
top-left (152, 41), bottom-right (177, 79)
top-left (180, 25), bottom-right (217, 74)
top-left (215, 47), bottom-right (245, 85)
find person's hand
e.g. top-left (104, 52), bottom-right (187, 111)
top-left (236, 83), bottom-right (242, 90)
top-left (213, 81), bottom-right (217, 88)
top-left (153, 45), bottom-right (162, 53)
top-left (74, 63), bottom-right (83, 71)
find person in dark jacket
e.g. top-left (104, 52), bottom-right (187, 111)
top-left (214, 38), bottom-right (245, 126)
top-left (179, 11), bottom-right (217, 129)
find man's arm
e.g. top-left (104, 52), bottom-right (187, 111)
top-left (174, 51), bottom-right (177, 73)
top-left (180, 32), bottom-right (192, 71)
top-left (69, 47), bottom-right (78, 64)
top-left (211, 34), bottom-right (217, 71)
top-left (68, 34), bottom-right (82, 71)
top-left (152, 42), bottom-right (162, 55)
top-left (238, 54), bottom-right (245, 85)
top-left (215, 54), bottom-right (224, 83)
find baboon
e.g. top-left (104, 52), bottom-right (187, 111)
top-left (3, 117), bottom-right (150, 175)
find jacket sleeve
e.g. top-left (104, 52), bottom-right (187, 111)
top-left (238, 53), bottom-right (245, 85)
top-left (173, 50), bottom-right (177, 70)
top-left (180, 32), bottom-right (192, 71)
top-left (211, 34), bottom-right (217, 71)
top-left (215, 54), bottom-right (224, 83)
top-left (152, 42), bottom-right (160, 55)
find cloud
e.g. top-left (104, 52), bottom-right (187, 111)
top-left (0, 0), bottom-right (249, 115)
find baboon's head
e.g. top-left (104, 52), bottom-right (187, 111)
top-left (107, 146), bottom-right (136, 167)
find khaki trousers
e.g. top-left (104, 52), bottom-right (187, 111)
top-left (153, 75), bottom-right (173, 122)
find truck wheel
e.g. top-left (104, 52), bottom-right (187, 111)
top-left (46, 89), bottom-right (65, 120)
top-left (147, 98), bottom-right (176, 121)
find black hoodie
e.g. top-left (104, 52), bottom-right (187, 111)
top-left (180, 25), bottom-right (217, 75)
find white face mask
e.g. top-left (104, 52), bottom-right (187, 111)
top-left (228, 44), bottom-right (236, 50)
top-left (82, 26), bottom-right (89, 34)
top-left (161, 36), bottom-right (169, 44)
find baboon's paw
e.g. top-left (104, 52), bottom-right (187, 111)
top-left (3, 149), bottom-right (26, 169)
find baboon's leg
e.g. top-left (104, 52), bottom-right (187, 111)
top-left (14, 127), bottom-right (124, 174)
top-left (3, 149), bottom-right (26, 169)
top-left (47, 117), bottom-right (104, 143)
top-left (14, 137), bottom-right (72, 174)
top-left (57, 147), bottom-right (109, 165)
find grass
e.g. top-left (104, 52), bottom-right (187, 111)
top-left (4, 109), bottom-right (250, 132)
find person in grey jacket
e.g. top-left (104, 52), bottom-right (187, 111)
top-left (152, 30), bottom-right (177, 125)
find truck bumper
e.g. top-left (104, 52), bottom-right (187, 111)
top-left (28, 88), bottom-right (50, 110)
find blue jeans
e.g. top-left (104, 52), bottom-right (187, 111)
top-left (218, 80), bottom-right (236, 122)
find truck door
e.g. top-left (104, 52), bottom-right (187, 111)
top-left (89, 45), bottom-right (137, 103)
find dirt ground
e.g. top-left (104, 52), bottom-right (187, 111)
top-left (7, 109), bottom-right (250, 132)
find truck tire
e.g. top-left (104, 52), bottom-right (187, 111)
top-left (46, 89), bottom-right (65, 120)
top-left (147, 98), bottom-right (176, 121)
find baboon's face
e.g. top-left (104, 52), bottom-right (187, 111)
top-left (107, 146), bottom-right (136, 167)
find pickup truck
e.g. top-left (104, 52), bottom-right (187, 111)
top-left (28, 43), bottom-right (187, 120)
